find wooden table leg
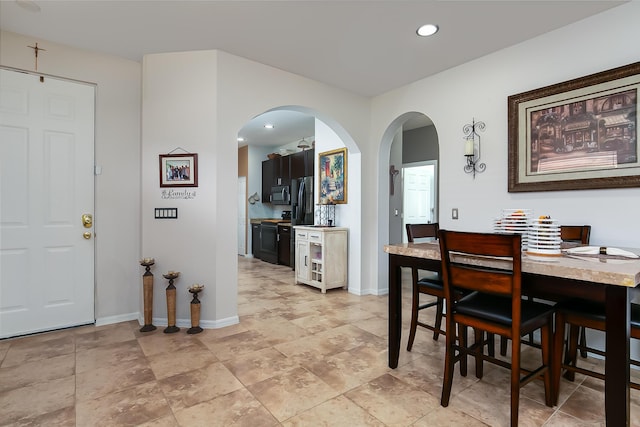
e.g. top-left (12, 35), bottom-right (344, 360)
top-left (605, 285), bottom-right (630, 426)
top-left (388, 254), bottom-right (402, 368)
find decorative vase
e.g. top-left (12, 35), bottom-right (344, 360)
top-left (187, 284), bottom-right (204, 334)
top-left (162, 271), bottom-right (180, 333)
top-left (139, 258), bottom-right (156, 332)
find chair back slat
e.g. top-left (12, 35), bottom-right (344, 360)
top-left (439, 230), bottom-right (522, 299)
top-left (406, 223), bottom-right (439, 242)
top-left (560, 225), bottom-right (591, 244)
top-left (449, 264), bottom-right (515, 297)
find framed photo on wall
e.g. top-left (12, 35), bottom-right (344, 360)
top-left (159, 153), bottom-right (198, 187)
top-left (319, 148), bottom-right (347, 204)
top-left (508, 61), bottom-right (640, 192)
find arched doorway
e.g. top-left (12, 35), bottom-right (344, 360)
top-left (387, 113), bottom-right (438, 244)
top-left (376, 112), bottom-right (438, 293)
top-left (236, 106), bottom-right (364, 294)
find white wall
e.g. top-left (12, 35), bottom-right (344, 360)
top-left (142, 50), bottom-right (371, 326)
top-left (0, 30), bottom-right (142, 325)
top-left (141, 51), bottom-right (227, 327)
top-left (314, 119), bottom-right (363, 294)
top-left (370, 2), bottom-right (640, 294)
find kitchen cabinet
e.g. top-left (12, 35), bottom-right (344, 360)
top-left (290, 148), bottom-right (314, 179)
top-left (251, 223), bottom-right (261, 259)
top-left (277, 224), bottom-right (291, 266)
top-left (294, 226), bottom-right (347, 293)
top-left (262, 156), bottom-right (292, 202)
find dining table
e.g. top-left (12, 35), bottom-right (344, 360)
top-left (384, 240), bottom-right (640, 426)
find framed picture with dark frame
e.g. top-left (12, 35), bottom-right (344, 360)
top-left (319, 148), bottom-right (347, 204)
top-left (508, 62), bottom-right (640, 192)
top-left (159, 153), bottom-right (198, 187)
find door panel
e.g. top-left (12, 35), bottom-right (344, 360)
top-left (0, 69), bottom-right (95, 338)
top-left (402, 163), bottom-right (436, 243)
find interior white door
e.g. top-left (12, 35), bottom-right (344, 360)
top-left (402, 163), bottom-right (436, 243)
top-left (0, 69), bottom-right (95, 338)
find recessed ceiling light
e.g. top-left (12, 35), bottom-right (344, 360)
top-left (417, 24), bottom-right (439, 37)
top-left (264, 123), bottom-right (274, 129)
top-left (16, 0), bottom-right (41, 12)
top-left (237, 137), bottom-right (245, 142)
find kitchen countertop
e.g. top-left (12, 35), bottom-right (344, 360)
top-left (250, 218), bottom-right (290, 224)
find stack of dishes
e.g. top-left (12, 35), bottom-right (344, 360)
top-left (494, 209), bottom-right (532, 251)
top-left (526, 216), bottom-right (562, 260)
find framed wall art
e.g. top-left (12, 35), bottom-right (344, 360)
top-left (319, 148), bottom-right (347, 204)
top-left (508, 62), bottom-right (640, 192)
top-left (159, 153), bottom-right (198, 187)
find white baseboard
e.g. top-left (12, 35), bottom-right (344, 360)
top-left (95, 312), bottom-right (139, 327)
top-left (149, 315), bottom-right (240, 329)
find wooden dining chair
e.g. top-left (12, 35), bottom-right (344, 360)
top-left (553, 300), bottom-right (640, 405)
top-left (560, 225), bottom-right (591, 247)
top-left (405, 223), bottom-right (444, 351)
top-left (500, 224), bottom-right (592, 357)
top-left (439, 230), bottom-right (555, 427)
top-left (560, 225), bottom-right (591, 357)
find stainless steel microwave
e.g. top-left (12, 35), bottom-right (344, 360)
top-left (270, 185), bottom-right (290, 205)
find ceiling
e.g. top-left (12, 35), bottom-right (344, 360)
top-left (1, 0), bottom-right (626, 147)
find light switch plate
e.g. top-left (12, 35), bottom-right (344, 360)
top-left (155, 208), bottom-right (178, 219)
top-left (452, 208), bottom-right (459, 220)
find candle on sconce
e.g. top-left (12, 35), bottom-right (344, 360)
top-left (464, 139), bottom-right (474, 156)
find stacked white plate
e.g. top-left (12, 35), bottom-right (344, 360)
top-left (494, 209), bottom-right (532, 251)
top-left (527, 217), bottom-right (561, 260)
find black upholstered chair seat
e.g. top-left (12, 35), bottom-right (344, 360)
top-left (417, 273), bottom-right (443, 291)
top-left (456, 293), bottom-right (555, 327)
top-left (557, 299), bottom-right (640, 327)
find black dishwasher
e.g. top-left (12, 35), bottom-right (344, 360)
top-left (260, 221), bottom-right (278, 264)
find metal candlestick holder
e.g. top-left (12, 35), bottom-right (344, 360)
top-left (187, 284), bottom-right (204, 334)
top-left (139, 258), bottom-right (156, 332)
top-left (162, 271), bottom-right (180, 333)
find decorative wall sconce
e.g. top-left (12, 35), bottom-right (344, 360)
top-left (463, 118), bottom-right (486, 178)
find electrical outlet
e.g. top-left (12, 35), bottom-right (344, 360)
top-left (452, 208), bottom-right (459, 220)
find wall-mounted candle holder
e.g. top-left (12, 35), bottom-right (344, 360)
top-left (463, 118), bottom-right (486, 178)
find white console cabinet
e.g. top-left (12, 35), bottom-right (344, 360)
top-left (294, 226), bottom-right (348, 293)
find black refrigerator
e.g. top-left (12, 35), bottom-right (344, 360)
top-left (290, 176), bottom-right (314, 267)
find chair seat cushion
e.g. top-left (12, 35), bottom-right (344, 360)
top-left (455, 292), bottom-right (555, 327)
top-left (559, 300), bottom-right (640, 327)
top-left (417, 271), bottom-right (442, 291)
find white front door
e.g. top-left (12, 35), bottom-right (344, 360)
top-left (0, 69), bottom-right (95, 338)
top-left (402, 162), bottom-right (436, 243)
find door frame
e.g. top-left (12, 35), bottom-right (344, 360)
top-left (0, 67), bottom-right (97, 337)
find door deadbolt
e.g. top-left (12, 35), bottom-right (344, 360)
top-left (83, 232), bottom-right (92, 239)
top-left (82, 214), bottom-right (93, 228)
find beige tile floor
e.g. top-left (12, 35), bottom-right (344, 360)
top-left (2, 256), bottom-right (640, 426)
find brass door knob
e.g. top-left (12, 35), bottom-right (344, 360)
top-left (82, 214), bottom-right (93, 228)
top-left (83, 232), bottom-right (92, 239)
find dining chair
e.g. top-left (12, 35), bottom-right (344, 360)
top-left (405, 223), bottom-right (444, 351)
top-left (560, 225), bottom-right (591, 247)
top-left (439, 230), bottom-right (555, 427)
top-left (499, 224), bottom-right (592, 357)
top-left (560, 225), bottom-right (591, 358)
top-left (553, 300), bottom-right (640, 404)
